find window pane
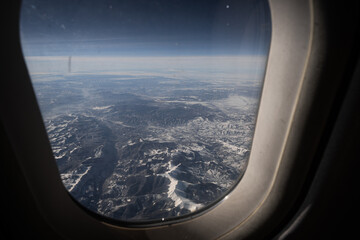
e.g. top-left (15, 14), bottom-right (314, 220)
top-left (20, 0), bottom-right (271, 223)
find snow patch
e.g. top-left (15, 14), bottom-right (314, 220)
top-left (159, 161), bottom-right (204, 212)
top-left (92, 105), bottom-right (113, 110)
top-left (94, 145), bottom-right (104, 158)
top-left (61, 166), bottom-right (92, 192)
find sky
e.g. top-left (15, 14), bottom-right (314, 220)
top-left (20, 0), bottom-right (271, 57)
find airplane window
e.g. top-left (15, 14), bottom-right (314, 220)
top-left (20, 0), bottom-right (271, 223)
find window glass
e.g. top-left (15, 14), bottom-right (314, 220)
top-left (20, 0), bottom-right (271, 223)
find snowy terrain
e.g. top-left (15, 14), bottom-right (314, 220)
top-left (32, 72), bottom-right (261, 222)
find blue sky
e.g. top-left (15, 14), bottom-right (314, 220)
top-left (20, 0), bottom-right (271, 57)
